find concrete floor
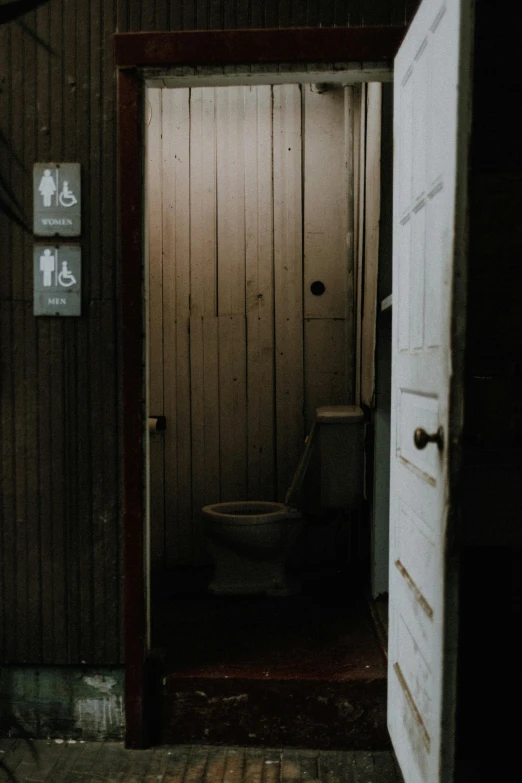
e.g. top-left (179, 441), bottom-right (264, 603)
top-left (0, 740), bottom-right (404, 783)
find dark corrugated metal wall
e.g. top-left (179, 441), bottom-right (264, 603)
top-left (0, 0), bottom-right (418, 666)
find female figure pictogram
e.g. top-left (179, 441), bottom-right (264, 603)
top-left (38, 169), bottom-right (57, 207)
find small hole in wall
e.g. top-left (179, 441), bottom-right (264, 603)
top-left (310, 281), bottom-right (326, 296)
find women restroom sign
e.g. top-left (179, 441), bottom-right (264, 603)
top-left (33, 163), bottom-right (81, 236)
top-left (33, 245), bottom-right (81, 316)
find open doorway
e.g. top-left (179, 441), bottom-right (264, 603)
top-left (144, 73), bottom-right (393, 748)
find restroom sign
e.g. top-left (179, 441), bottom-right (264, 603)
top-left (33, 163), bottom-right (81, 236)
top-left (34, 244), bottom-right (81, 316)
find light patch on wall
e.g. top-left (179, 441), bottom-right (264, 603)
top-left (83, 674), bottom-right (117, 694)
top-left (74, 676), bottom-right (123, 739)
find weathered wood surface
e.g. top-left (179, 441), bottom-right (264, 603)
top-left (0, 741), bottom-right (403, 783)
top-left (0, 0), bottom-right (421, 665)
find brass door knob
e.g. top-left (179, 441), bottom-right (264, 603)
top-left (414, 426), bottom-right (444, 451)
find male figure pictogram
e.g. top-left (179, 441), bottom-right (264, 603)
top-left (40, 249), bottom-right (55, 287)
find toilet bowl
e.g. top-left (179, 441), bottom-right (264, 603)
top-left (202, 405), bottom-right (364, 597)
top-left (202, 501), bottom-right (303, 596)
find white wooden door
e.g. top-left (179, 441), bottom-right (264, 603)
top-left (388, 0), bottom-right (472, 780)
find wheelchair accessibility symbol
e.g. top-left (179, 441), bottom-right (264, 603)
top-left (58, 181), bottom-right (77, 208)
top-left (58, 260), bottom-right (76, 287)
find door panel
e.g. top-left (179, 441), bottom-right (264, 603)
top-left (389, 0), bottom-right (472, 780)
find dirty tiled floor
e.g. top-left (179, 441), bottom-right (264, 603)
top-left (0, 740), bottom-right (403, 782)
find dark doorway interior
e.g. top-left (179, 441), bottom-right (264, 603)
top-left (151, 555), bottom-right (388, 749)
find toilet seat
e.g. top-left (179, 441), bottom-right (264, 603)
top-left (202, 501), bottom-right (289, 525)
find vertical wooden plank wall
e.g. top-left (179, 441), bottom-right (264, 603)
top-left (0, 0), bottom-right (419, 663)
top-left (149, 83), bottom-right (360, 567)
top-left (0, 0), bottom-right (121, 665)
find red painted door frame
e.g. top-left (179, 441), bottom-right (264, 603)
top-left (115, 25), bottom-right (406, 749)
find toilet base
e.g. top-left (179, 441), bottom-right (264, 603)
top-left (206, 541), bottom-right (300, 597)
top-left (208, 574), bottom-right (300, 598)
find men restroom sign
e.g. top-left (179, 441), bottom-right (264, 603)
top-left (34, 245), bottom-right (81, 316)
top-left (33, 163), bottom-right (81, 236)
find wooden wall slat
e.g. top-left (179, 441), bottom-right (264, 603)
top-left (10, 21), bottom-right (25, 302)
top-left (344, 85), bottom-right (356, 403)
top-left (68, 315), bottom-right (90, 664)
top-left (22, 17), bottom-right (36, 302)
top-left (360, 82), bottom-right (382, 407)
top-left (216, 87), bottom-right (246, 316)
top-left (190, 315), bottom-right (220, 560)
top-left (273, 84), bottom-right (304, 501)
top-left (102, 0), bottom-right (118, 301)
top-left (90, 0), bottom-right (102, 301)
top-left (190, 87), bottom-right (217, 318)
top-left (91, 301), bottom-right (106, 660)
top-left (0, 307), bottom-right (7, 655)
top-left (23, 305), bottom-right (41, 660)
top-left (47, 0), bottom-right (67, 653)
top-left (63, 0), bottom-right (80, 665)
top-left (146, 88), bottom-right (165, 577)
top-left (218, 314), bottom-right (248, 501)
top-left (303, 84), bottom-right (348, 320)
top-left (354, 83), bottom-right (365, 405)
top-left (304, 318), bottom-right (350, 425)
top-left (0, 22), bottom-right (11, 301)
top-left (128, 0), bottom-right (141, 32)
top-left (0, 304), bottom-right (16, 659)
top-left (50, 319), bottom-right (68, 659)
top-left (76, 0), bottom-right (91, 301)
top-left (245, 85), bottom-right (275, 502)
top-left (162, 88), bottom-right (192, 567)
top-left (61, 4), bottom-right (81, 663)
top-left (37, 318), bottom-right (55, 662)
top-left (97, 302), bottom-right (120, 662)
top-left (13, 303), bottom-right (29, 659)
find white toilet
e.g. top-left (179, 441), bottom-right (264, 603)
top-left (202, 405), bottom-right (365, 596)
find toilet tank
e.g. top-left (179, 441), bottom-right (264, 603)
top-left (316, 405), bottom-right (365, 511)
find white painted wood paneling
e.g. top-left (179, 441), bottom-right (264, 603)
top-left (344, 85), bottom-right (356, 403)
top-left (161, 88), bottom-right (192, 566)
top-left (146, 88), bottom-right (165, 576)
top-left (304, 319), bottom-right (349, 429)
top-left (360, 83), bottom-right (382, 407)
top-left (273, 84), bottom-right (305, 501)
top-left (190, 87), bottom-right (217, 318)
top-left (216, 87), bottom-right (246, 316)
top-left (218, 314), bottom-right (248, 501)
top-left (148, 83), bottom-right (357, 565)
top-left (303, 84), bottom-right (348, 320)
top-left (354, 84), bottom-right (365, 405)
top-left (244, 86), bottom-right (275, 501)
top-left (190, 315), bottom-right (220, 560)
